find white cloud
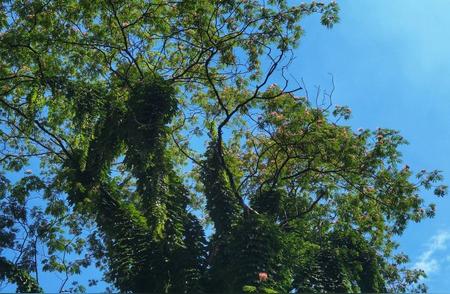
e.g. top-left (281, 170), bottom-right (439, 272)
top-left (414, 231), bottom-right (450, 275)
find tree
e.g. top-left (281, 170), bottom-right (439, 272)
top-left (0, 0), bottom-right (446, 293)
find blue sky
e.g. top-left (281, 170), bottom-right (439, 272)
top-left (295, 1), bottom-right (450, 291)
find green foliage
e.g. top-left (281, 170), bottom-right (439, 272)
top-left (0, 257), bottom-right (42, 293)
top-left (0, 1), bottom-right (444, 293)
top-left (201, 142), bottom-right (242, 234)
top-left (61, 77), bottom-right (206, 293)
top-left (292, 230), bottom-right (386, 293)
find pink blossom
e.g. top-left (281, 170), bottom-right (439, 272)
top-left (258, 272), bottom-right (268, 282)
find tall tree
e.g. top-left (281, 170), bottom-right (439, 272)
top-left (0, 0), bottom-right (446, 293)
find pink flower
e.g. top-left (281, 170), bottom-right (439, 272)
top-left (269, 111), bottom-right (285, 120)
top-left (364, 187), bottom-right (375, 193)
top-left (258, 272), bottom-right (268, 282)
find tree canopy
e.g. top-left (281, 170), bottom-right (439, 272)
top-left (0, 0), bottom-right (446, 293)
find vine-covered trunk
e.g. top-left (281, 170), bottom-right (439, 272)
top-left (63, 78), bottom-right (207, 293)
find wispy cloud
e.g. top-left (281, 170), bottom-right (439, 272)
top-left (414, 231), bottom-right (450, 275)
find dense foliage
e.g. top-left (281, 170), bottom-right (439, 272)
top-left (0, 0), bottom-right (446, 293)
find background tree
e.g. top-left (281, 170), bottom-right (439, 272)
top-left (0, 0), bottom-right (446, 293)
